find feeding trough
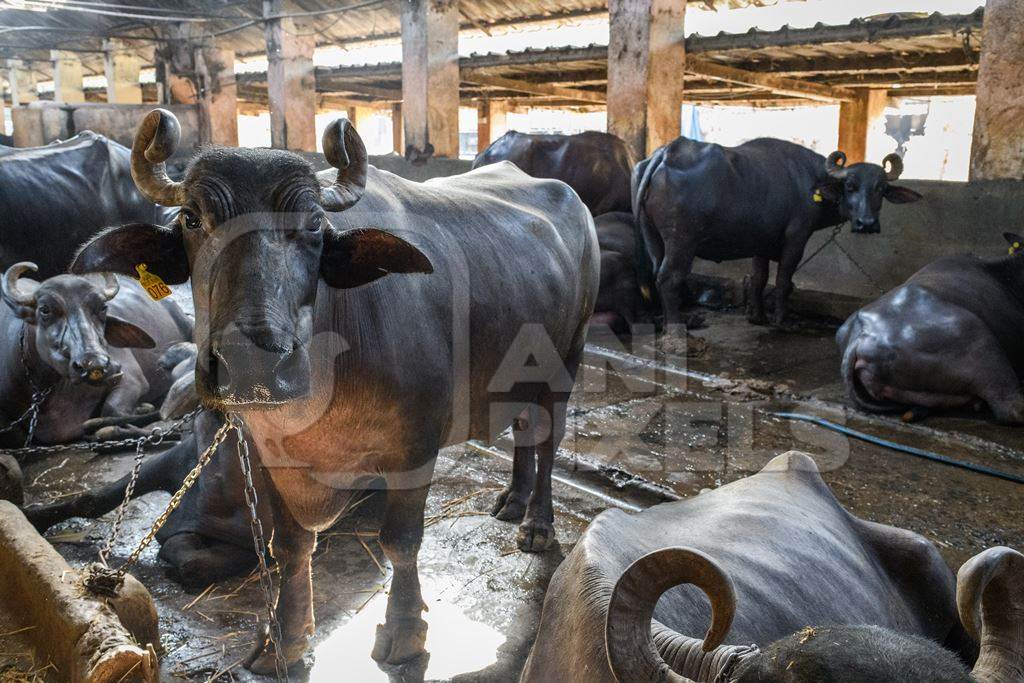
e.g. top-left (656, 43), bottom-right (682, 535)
top-left (0, 501), bottom-right (160, 682)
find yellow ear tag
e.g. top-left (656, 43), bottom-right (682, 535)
top-left (135, 264), bottom-right (171, 301)
top-left (812, 190), bottom-right (823, 203)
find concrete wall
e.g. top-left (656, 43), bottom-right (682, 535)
top-left (692, 178), bottom-right (1024, 317)
top-left (10, 102), bottom-right (199, 165)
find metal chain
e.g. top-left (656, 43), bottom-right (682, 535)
top-left (794, 222), bottom-right (886, 294)
top-left (795, 223), bottom-right (843, 273)
top-left (832, 238), bottom-right (887, 294)
top-left (232, 416), bottom-right (289, 682)
top-left (81, 407), bottom-right (215, 596)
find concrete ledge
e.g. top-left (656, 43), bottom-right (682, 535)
top-left (0, 501), bottom-right (159, 682)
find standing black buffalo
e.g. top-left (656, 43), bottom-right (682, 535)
top-left (72, 109), bottom-right (598, 675)
top-left (0, 263), bottom-right (192, 447)
top-left (473, 130), bottom-right (634, 216)
top-left (0, 132), bottom-right (176, 277)
top-left (633, 138), bottom-right (922, 328)
top-left (593, 211), bottom-right (644, 334)
top-left (523, 451), bottom-right (1022, 682)
top-left (837, 232), bottom-right (1024, 424)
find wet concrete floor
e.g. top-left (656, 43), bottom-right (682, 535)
top-left (3, 307), bottom-right (1023, 681)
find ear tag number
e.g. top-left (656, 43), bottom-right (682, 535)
top-left (812, 190), bottom-right (824, 203)
top-left (135, 264), bottom-right (171, 301)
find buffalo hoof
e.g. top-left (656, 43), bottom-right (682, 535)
top-left (371, 617), bottom-right (428, 666)
top-left (490, 487), bottom-right (528, 522)
top-left (516, 517), bottom-right (555, 553)
top-left (243, 625), bottom-right (308, 675)
top-left (747, 311), bottom-right (768, 326)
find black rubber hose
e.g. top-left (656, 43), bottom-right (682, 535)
top-left (772, 412), bottom-right (1024, 486)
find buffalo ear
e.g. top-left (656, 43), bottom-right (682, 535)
top-left (71, 223), bottom-right (190, 284)
top-left (815, 179), bottom-right (843, 203)
top-left (320, 228), bottom-right (433, 289)
top-left (104, 315), bottom-right (156, 349)
top-left (884, 185), bottom-right (923, 204)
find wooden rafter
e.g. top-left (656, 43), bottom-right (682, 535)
top-left (460, 71), bottom-right (606, 104)
top-left (686, 57), bottom-right (857, 103)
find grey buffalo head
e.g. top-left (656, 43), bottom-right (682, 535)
top-left (2, 262), bottom-right (154, 385)
top-left (71, 109), bottom-right (433, 408)
top-left (605, 545), bottom-right (1023, 683)
top-left (818, 151), bottom-right (922, 233)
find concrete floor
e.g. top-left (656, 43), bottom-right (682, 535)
top-left (3, 307), bottom-right (1023, 681)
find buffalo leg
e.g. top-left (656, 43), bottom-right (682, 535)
top-left (245, 483), bottom-right (316, 674)
top-left (491, 409), bottom-right (536, 522)
top-left (23, 437), bottom-right (192, 532)
top-left (747, 256), bottom-right (770, 325)
top-left (372, 481), bottom-right (432, 668)
top-left (517, 384), bottom-right (572, 553)
top-left (160, 532), bottom-right (257, 590)
top-left (772, 228), bottom-right (811, 327)
top-left (656, 241), bottom-right (697, 328)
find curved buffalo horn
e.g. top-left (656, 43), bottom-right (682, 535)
top-left (826, 150), bottom-right (848, 179)
top-left (320, 118), bottom-right (368, 211)
top-left (2, 262), bottom-right (38, 307)
top-left (100, 272), bottom-right (120, 301)
top-left (882, 153), bottom-right (904, 180)
top-left (605, 547), bottom-right (737, 683)
top-left (957, 546), bottom-right (1024, 683)
top-left (131, 108), bottom-right (184, 207)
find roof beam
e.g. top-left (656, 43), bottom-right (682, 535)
top-left (460, 71), bottom-right (606, 104)
top-left (686, 57), bottom-right (857, 102)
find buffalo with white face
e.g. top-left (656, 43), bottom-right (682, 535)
top-left (523, 451), bottom-right (1023, 682)
top-left (72, 109), bottom-right (599, 674)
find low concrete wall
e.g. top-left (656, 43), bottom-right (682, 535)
top-left (10, 102), bottom-right (199, 165)
top-left (692, 178), bottom-right (1024, 318)
top-left (368, 154), bottom-right (473, 181)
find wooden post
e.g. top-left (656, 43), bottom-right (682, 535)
top-left (476, 99), bottom-right (508, 152)
top-left (400, 0), bottom-right (459, 158)
top-left (607, 0), bottom-right (686, 161)
top-left (103, 40), bottom-right (142, 104)
top-left (970, 0), bottom-right (1024, 180)
top-left (264, 0), bottom-right (316, 151)
top-left (0, 84), bottom-right (6, 136)
top-left (50, 51), bottom-right (84, 103)
top-left (195, 46), bottom-right (238, 146)
top-left (392, 102), bottom-right (404, 154)
top-left (5, 60), bottom-right (38, 106)
top-left (837, 89), bottom-right (887, 163)
top-left (157, 23), bottom-right (198, 105)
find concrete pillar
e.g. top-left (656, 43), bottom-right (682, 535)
top-left (400, 0), bottom-right (459, 158)
top-left (264, 0), bottom-right (316, 151)
top-left (607, 0), bottom-right (686, 161)
top-left (837, 89), bottom-right (888, 163)
top-left (392, 102), bottom-right (404, 154)
top-left (195, 46), bottom-right (238, 146)
top-left (476, 99), bottom-right (508, 151)
top-left (970, 0), bottom-right (1024, 180)
top-left (157, 23), bottom-right (198, 105)
top-left (6, 60), bottom-right (38, 106)
top-left (50, 51), bottom-right (84, 103)
top-left (103, 40), bottom-right (142, 104)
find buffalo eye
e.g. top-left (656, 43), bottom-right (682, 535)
top-left (307, 212), bottom-right (324, 232)
top-left (180, 209), bottom-right (201, 231)
top-left (37, 303), bottom-right (52, 318)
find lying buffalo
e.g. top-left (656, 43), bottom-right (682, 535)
top-left (72, 108), bottom-right (598, 674)
top-left (473, 130), bottom-right (633, 216)
top-left (0, 132), bottom-right (176, 277)
top-left (837, 233), bottom-right (1024, 424)
top-left (27, 409), bottom-right (271, 589)
top-left (633, 138), bottom-right (922, 328)
top-left (593, 212), bottom-right (643, 334)
top-left (0, 263), bottom-right (192, 447)
top-left (523, 451), bottom-right (1023, 682)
